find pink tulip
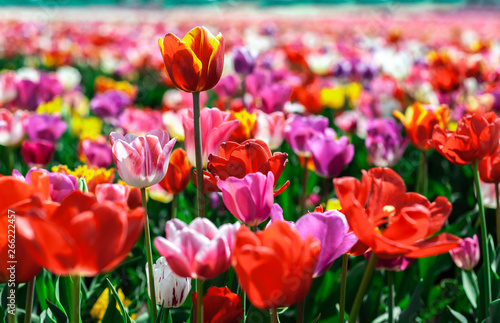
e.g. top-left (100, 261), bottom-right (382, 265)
top-left (95, 183), bottom-right (130, 205)
top-left (21, 140), bottom-right (55, 167)
top-left (0, 109), bottom-right (28, 147)
top-left (118, 107), bottom-right (163, 136)
top-left (217, 172), bottom-right (275, 226)
top-left (182, 108), bottom-right (240, 167)
top-left (109, 129), bottom-right (176, 188)
top-left (252, 111), bottom-right (285, 150)
top-left (449, 235), bottom-right (480, 271)
top-left (154, 218), bottom-right (240, 279)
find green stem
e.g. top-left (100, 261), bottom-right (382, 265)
top-left (416, 150), bottom-right (428, 196)
top-left (339, 254), bottom-right (349, 323)
top-left (7, 283), bottom-right (15, 323)
top-left (24, 277), bottom-right (36, 323)
top-left (270, 308), bottom-right (279, 323)
top-left (241, 78), bottom-right (247, 110)
top-left (496, 183), bottom-right (500, 246)
top-left (192, 91), bottom-right (206, 218)
top-left (243, 293), bottom-right (247, 323)
top-left (387, 271), bottom-right (395, 323)
top-left (71, 275), bottom-right (81, 323)
top-left (197, 279), bottom-right (204, 323)
top-left (297, 299), bottom-right (305, 323)
top-left (472, 161), bottom-right (492, 318)
top-left (142, 187), bottom-right (158, 323)
top-left (171, 194), bottom-right (178, 219)
top-left (300, 157), bottom-right (310, 217)
top-left (1, 145), bottom-right (14, 175)
top-left (348, 254), bottom-right (378, 323)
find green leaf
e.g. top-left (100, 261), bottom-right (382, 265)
top-left (102, 288), bottom-right (123, 323)
top-left (46, 299), bottom-right (69, 323)
top-left (447, 306), bottom-right (468, 323)
top-left (462, 270), bottom-right (479, 308)
top-left (399, 280), bottom-right (423, 322)
top-left (485, 299), bottom-right (500, 323)
top-left (57, 276), bottom-right (73, 317)
top-left (105, 278), bottom-right (131, 323)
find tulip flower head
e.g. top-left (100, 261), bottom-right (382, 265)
top-left (478, 145), bottom-right (500, 183)
top-left (110, 129), bottom-right (176, 188)
top-left (233, 46), bottom-right (258, 76)
top-left (449, 235), bottom-right (480, 270)
top-left (21, 139), bottom-right (56, 167)
top-left (146, 256), bottom-right (191, 308)
top-left (192, 286), bottom-right (243, 323)
top-left (307, 130), bottom-right (354, 178)
top-left (285, 115), bottom-right (329, 157)
top-left (365, 118), bottom-right (408, 167)
top-left (159, 26), bottom-right (225, 93)
top-left (0, 109), bottom-right (27, 147)
top-left (252, 111), bottom-right (286, 150)
top-left (159, 147), bottom-right (192, 194)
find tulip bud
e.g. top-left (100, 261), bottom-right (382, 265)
top-left (146, 257), bottom-right (191, 308)
top-left (449, 235), bottom-right (480, 271)
top-left (233, 47), bottom-right (258, 75)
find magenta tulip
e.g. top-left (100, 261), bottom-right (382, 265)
top-left (109, 129), bottom-right (176, 188)
top-left (217, 172), bottom-right (275, 226)
top-left (449, 235), bottom-right (480, 271)
top-left (95, 183), bottom-right (131, 205)
top-left (307, 131), bottom-right (354, 178)
top-left (154, 218), bottom-right (240, 279)
top-left (21, 140), bottom-right (55, 167)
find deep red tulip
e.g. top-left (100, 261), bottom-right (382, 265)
top-left (192, 286), bottom-right (243, 323)
top-left (478, 145), bottom-right (500, 183)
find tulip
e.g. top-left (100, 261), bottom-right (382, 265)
top-left (162, 109), bottom-right (189, 141)
top-left (21, 139), bottom-right (56, 167)
top-left (47, 172), bottom-right (78, 203)
top-left (449, 235), bottom-right (480, 270)
top-left (79, 137), bottom-right (113, 169)
top-left (233, 47), bottom-right (258, 76)
top-left (95, 183), bottom-right (130, 205)
top-left (55, 66), bottom-right (82, 91)
top-left (26, 113), bottom-right (67, 143)
top-left (228, 109), bottom-right (257, 143)
top-left (21, 191), bottom-right (144, 276)
top-left (110, 129), bottom-right (176, 189)
top-left (252, 111), bottom-right (285, 150)
top-left (334, 110), bottom-right (360, 134)
top-left (182, 107), bottom-right (239, 167)
top-left (334, 167), bottom-right (461, 258)
top-left (218, 172), bottom-right (275, 226)
top-left (478, 145), bottom-right (500, 183)
top-left (393, 103), bottom-right (450, 150)
top-left (430, 112), bottom-right (500, 166)
top-left (159, 26), bottom-right (224, 93)
top-left (154, 218), bottom-right (240, 279)
top-left (118, 107), bottom-right (163, 136)
top-left (0, 109), bottom-right (27, 147)
top-left (146, 257), bottom-right (191, 308)
top-left (258, 83), bottom-right (291, 114)
top-left (52, 165), bottom-right (115, 194)
top-left (365, 252), bottom-right (414, 271)
top-left (428, 51), bottom-right (460, 93)
top-left (192, 286), bottom-right (243, 323)
top-left (0, 71), bottom-right (17, 106)
top-left (159, 148), bottom-right (191, 194)
top-left (16, 73), bottom-right (63, 111)
top-left (231, 221), bottom-right (320, 309)
top-left (90, 90), bottom-right (130, 120)
top-left (213, 75), bottom-right (239, 99)
top-left (284, 115), bottom-right (329, 157)
top-left (365, 118), bottom-right (408, 167)
top-left (307, 130), bottom-right (354, 178)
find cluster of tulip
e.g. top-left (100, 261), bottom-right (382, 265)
top-left (3, 8), bottom-right (500, 323)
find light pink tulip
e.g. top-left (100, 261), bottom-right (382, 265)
top-left (118, 107), bottom-right (163, 136)
top-left (449, 234), bottom-right (480, 271)
top-left (217, 172), bottom-right (275, 226)
top-left (252, 110), bottom-right (285, 150)
top-left (0, 109), bottom-right (28, 147)
top-left (110, 129), bottom-right (176, 188)
top-left (181, 107), bottom-right (240, 167)
top-left (95, 183), bottom-right (130, 205)
top-left (154, 218), bottom-right (240, 279)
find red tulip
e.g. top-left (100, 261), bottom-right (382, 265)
top-left (192, 286), bottom-right (243, 323)
top-left (478, 145), bottom-right (500, 183)
top-left (159, 148), bottom-right (191, 194)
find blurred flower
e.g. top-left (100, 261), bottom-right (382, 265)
top-left (90, 287), bottom-right (135, 323)
top-left (71, 116), bottom-right (102, 140)
top-left (159, 148), bottom-right (191, 194)
top-left (26, 113), bottom-right (67, 143)
top-left (0, 71), bottom-right (17, 106)
top-left (257, 83), bottom-right (291, 114)
top-left (36, 97), bottom-right (63, 115)
top-left (285, 115), bottom-right (329, 157)
top-left (56, 66), bottom-right (82, 91)
top-left (213, 75), bottom-right (239, 99)
top-left (365, 118), bottom-right (408, 167)
top-left (163, 108), bottom-right (189, 141)
top-left (110, 129), bottom-right (176, 189)
top-left (119, 107), bottom-right (163, 136)
top-left (16, 73), bottom-right (63, 111)
top-left (147, 184), bottom-right (173, 204)
top-left (334, 110), bottom-right (360, 134)
top-left (293, 81), bottom-right (323, 114)
top-left (154, 218), bottom-right (240, 279)
top-left (393, 103), bottom-right (450, 150)
top-left (47, 172), bottom-right (78, 203)
top-left (233, 47), bottom-right (258, 75)
top-left (162, 90), bottom-right (208, 111)
top-left (228, 109), bottom-right (257, 143)
top-left (79, 136), bottom-right (113, 168)
top-left (182, 107), bottom-right (240, 167)
top-left (192, 286), bottom-right (243, 323)
top-left (0, 109), bottom-right (27, 147)
top-left (365, 252), bottom-right (414, 271)
top-left (218, 172), bottom-right (275, 226)
top-left (95, 183), bottom-right (141, 211)
top-left (231, 221), bottom-right (320, 309)
top-left (94, 76), bottom-right (137, 100)
top-left (307, 130), bottom-right (354, 178)
top-left (21, 140), bottom-right (56, 167)
top-left (159, 26), bottom-right (224, 92)
top-left (146, 256), bottom-right (191, 308)
top-left (90, 90), bottom-right (130, 120)
top-left (21, 191), bottom-right (143, 276)
top-left (252, 110), bottom-right (285, 150)
top-left (430, 112), bottom-right (500, 166)
top-left (428, 51), bottom-right (460, 93)
top-left (52, 165), bottom-right (115, 194)
top-left (334, 167), bottom-right (461, 258)
top-left (449, 235), bottom-right (480, 270)
top-left (321, 87), bottom-right (346, 110)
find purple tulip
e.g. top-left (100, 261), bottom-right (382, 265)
top-left (217, 172), bottom-right (275, 226)
top-left (365, 118), bottom-right (408, 167)
top-left (365, 252), bottom-right (414, 271)
top-left (213, 75), bottom-right (239, 99)
top-left (16, 74), bottom-right (63, 111)
top-left (21, 140), bottom-right (56, 167)
top-left (90, 90), bottom-right (130, 119)
top-left (259, 83), bottom-right (291, 114)
top-left (233, 46), bottom-right (258, 75)
top-left (26, 113), bottom-right (67, 143)
top-left (80, 138), bottom-right (113, 168)
top-left (47, 172), bottom-right (78, 202)
top-left (307, 131), bottom-right (354, 178)
top-left (284, 115), bottom-right (329, 156)
top-left (449, 235), bottom-right (480, 271)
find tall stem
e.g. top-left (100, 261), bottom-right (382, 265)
top-left (387, 271), bottom-right (395, 323)
top-left (297, 300), bottom-right (305, 323)
top-left (192, 91), bottom-right (205, 218)
top-left (496, 183), bottom-right (500, 246)
top-left (339, 254), bottom-right (349, 323)
top-left (270, 308), bottom-right (279, 323)
top-left (7, 283), bottom-right (15, 323)
top-left (472, 161), bottom-right (492, 319)
top-left (348, 254), bottom-right (377, 323)
top-left (416, 150), bottom-right (428, 196)
top-left (71, 275), bottom-right (81, 323)
top-left (141, 187), bottom-right (158, 322)
top-left (24, 277), bottom-right (36, 323)
top-left (300, 157), bottom-right (310, 217)
top-left (241, 79), bottom-right (247, 110)
top-left (197, 279), bottom-right (204, 323)
top-left (171, 194), bottom-right (178, 219)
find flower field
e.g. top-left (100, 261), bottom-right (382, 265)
top-left (2, 4), bottom-right (500, 323)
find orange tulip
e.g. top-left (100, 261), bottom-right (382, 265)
top-left (159, 148), bottom-right (192, 194)
top-left (231, 221), bottom-right (320, 310)
top-left (159, 26), bottom-right (225, 93)
top-left (393, 103), bottom-right (450, 150)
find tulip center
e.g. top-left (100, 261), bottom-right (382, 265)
top-left (372, 205), bottom-right (396, 233)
